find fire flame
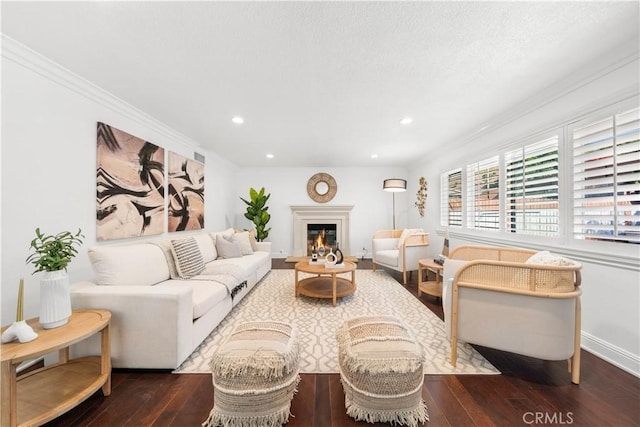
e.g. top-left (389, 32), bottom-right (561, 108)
top-left (315, 229), bottom-right (326, 249)
top-left (312, 229), bottom-right (328, 251)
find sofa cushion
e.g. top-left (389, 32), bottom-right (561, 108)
top-left (443, 258), bottom-right (468, 286)
top-left (208, 251), bottom-right (269, 277)
top-left (171, 237), bottom-right (205, 279)
top-left (88, 243), bottom-right (170, 286)
top-left (193, 233), bottom-right (217, 263)
top-left (216, 236), bottom-right (243, 259)
top-left (231, 231), bottom-right (254, 255)
top-left (375, 249), bottom-right (399, 267)
top-left (156, 279), bottom-right (228, 320)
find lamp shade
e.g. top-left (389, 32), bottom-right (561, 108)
top-left (383, 179), bottom-right (407, 192)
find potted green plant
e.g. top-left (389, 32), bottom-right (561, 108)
top-left (240, 187), bottom-right (271, 241)
top-left (26, 228), bottom-right (84, 329)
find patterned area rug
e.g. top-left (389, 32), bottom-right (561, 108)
top-left (174, 269), bottom-right (499, 375)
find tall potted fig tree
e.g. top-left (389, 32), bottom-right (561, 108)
top-left (240, 187), bottom-right (271, 241)
top-left (26, 228), bottom-right (84, 329)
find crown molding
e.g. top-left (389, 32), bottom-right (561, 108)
top-left (460, 38), bottom-right (640, 144)
top-left (411, 37), bottom-right (640, 169)
top-left (1, 34), bottom-right (200, 150)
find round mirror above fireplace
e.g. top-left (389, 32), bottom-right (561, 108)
top-left (307, 173), bottom-right (337, 203)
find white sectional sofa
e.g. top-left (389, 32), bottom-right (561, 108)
top-left (70, 228), bottom-right (271, 369)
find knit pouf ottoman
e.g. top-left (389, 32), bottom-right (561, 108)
top-left (203, 321), bottom-right (300, 427)
top-left (337, 315), bottom-right (429, 427)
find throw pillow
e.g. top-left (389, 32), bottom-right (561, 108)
top-left (170, 237), bottom-right (205, 279)
top-left (525, 251), bottom-right (577, 291)
top-left (216, 236), bottom-right (243, 259)
top-left (215, 228), bottom-right (235, 241)
top-left (149, 239), bottom-right (180, 280)
top-left (248, 228), bottom-right (259, 251)
top-left (526, 251), bottom-right (575, 266)
top-left (397, 228), bottom-right (423, 249)
top-left (231, 231), bottom-right (254, 255)
top-left (193, 233), bottom-right (217, 263)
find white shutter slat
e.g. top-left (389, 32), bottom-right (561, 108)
top-left (467, 156), bottom-right (499, 230)
top-left (505, 137), bottom-right (559, 237)
top-left (573, 106), bottom-right (640, 244)
top-left (441, 169), bottom-right (462, 228)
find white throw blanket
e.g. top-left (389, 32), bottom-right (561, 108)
top-left (194, 264), bottom-right (247, 298)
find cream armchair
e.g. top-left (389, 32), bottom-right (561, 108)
top-left (372, 229), bottom-right (430, 284)
top-left (442, 245), bottom-right (582, 384)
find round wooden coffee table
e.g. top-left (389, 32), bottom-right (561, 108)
top-left (294, 261), bottom-right (357, 306)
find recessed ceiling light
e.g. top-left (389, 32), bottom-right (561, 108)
top-left (400, 117), bottom-right (413, 125)
top-left (371, 154), bottom-right (379, 159)
top-left (231, 116), bottom-right (244, 124)
top-left (266, 153), bottom-right (274, 159)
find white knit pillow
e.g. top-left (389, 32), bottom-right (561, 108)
top-left (170, 237), bottom-right (205, 279)
top-left (526, 251), bottom-right (575, 266)
top-left (231, 231), bottom-right (254, 255)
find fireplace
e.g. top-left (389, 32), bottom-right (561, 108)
top-left (290, 205), bottom-right (353, 257)
top-left (307, 224), bottom-right (337, 256)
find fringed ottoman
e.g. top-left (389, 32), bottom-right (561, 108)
top-left (337, 315), bottom-right (429, 427)
top-left (203, 321), bottom-right (300, 427)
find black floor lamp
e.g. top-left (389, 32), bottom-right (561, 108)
top-left (383, 178), bottom-right (407, 229)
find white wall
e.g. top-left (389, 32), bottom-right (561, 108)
top-left (232, 166), bottom-right (410, 258)
top-left (406, 54), bottom-right (640, 376)
top-left (0, 38), bottom-right (237, 326)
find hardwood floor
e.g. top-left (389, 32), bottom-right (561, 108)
top-left (42, 259), bottom-right (639, 427)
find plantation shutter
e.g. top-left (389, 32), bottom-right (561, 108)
top-left (466, 156), bottom-right (499, 230)
top-left (573, 107), bottom-right (640, 244)
top-left (505, 136), bottom-right (559, 236)
top-left (440, 169), bottom-right (462, 227)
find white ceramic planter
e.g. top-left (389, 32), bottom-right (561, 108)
top-left (39, 270), bottom-right (72, 329)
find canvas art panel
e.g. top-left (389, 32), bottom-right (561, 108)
top-left (96, 122), bottom-right (165, 240)
top-left (168, 151), bottom-right (205, 232)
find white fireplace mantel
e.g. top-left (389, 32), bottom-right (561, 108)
top-left (290, 205), bottom-right (353, 256)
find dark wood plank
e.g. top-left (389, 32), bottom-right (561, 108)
top-left (37, 259), bottom-right (639, 427)
top-left (288, 373), bottom-right (316, 426)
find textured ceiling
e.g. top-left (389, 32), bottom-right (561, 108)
top-left (2, 1), bottom-right (639, 167)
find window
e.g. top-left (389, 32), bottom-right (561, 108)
top-left (466, 156), bottom-right (499, 230)
top-left (504, 137), bottom-right (559, 236)
top-left (440, 169), bottom-right (462, 227)
top-left (437, 100), bottom-right (638, 255)
top-left (573, 107), bottom-right (640, 244)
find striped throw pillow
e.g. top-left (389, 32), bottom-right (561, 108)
top-left (170, 237), bottom-right (205, 279)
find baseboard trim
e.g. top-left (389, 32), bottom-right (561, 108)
top-left (582, 332), bottom-right (640, 378)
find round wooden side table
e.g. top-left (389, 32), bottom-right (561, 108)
top-left (1, 309), bottom-right (111, 427)
top-left (418, 258), bottom-right (443, 300)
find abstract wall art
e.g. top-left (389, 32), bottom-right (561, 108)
top-left (96, 122), bottom-right (165, 240)
top-left (168, 151), bottom-right (205, 232)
